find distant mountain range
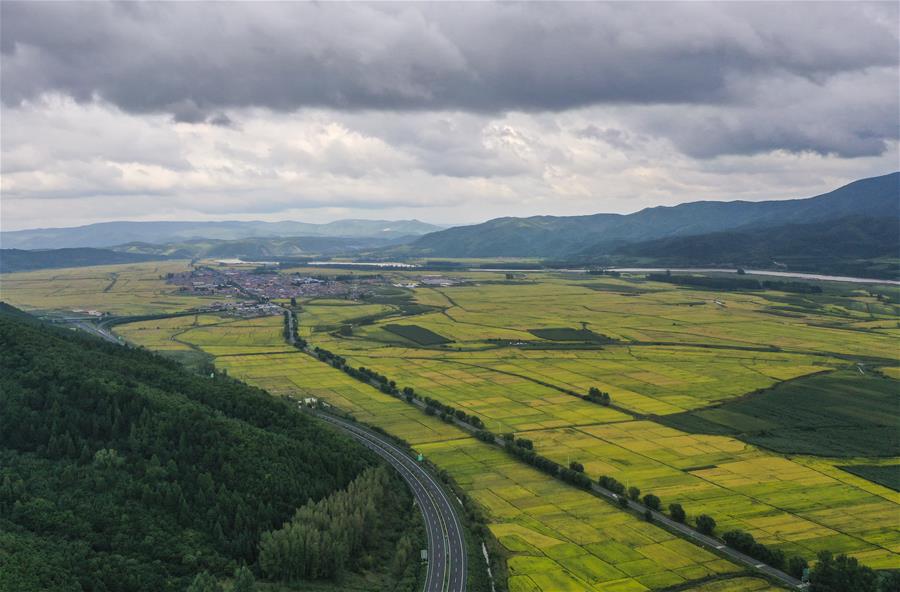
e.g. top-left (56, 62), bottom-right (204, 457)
top-left (3, 173), bottom-right (897, 278)
top-left (0, 248), bottom-right (168, 273)
top-left (114, 235), bottom-right (408, 260)
top-left (397, 172), bottom-right (899, 259)
top-left (596, 215), bottom-right (900, 279)
top-left (0, 235), bottom-right (417, 273)
top-left (0, 219), bottom-right (442, 250)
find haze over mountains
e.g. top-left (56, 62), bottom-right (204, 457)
top-left (400, 172), bottom-right (899, 258)
top-left (2, 173), bottom-right (897, 277)
top-left (0, 219), bottom-right (441, 250)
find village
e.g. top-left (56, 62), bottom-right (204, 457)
top-left (166, 266), bottom-right (383, 302)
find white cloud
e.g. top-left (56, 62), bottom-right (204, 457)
top-left (4, 97), bottom-right (896, 231)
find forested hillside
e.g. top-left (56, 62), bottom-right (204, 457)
top-left (0, 248), bottom-right (168, 273)
top-left (594, 216), bottom-right (900, 279)
top-left (0, 219), bottom-right (441, 250)
top-left (395, 172), bottom-right (898, 258)
top-left (0, 304), bottom-right (414, 592)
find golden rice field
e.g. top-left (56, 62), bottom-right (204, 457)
top-left (118, 313), bottom-right (290, 356)
top-left (211, 351), bottom-right (742, 592)
top-left (40, 264), bottom-right (900, 587)
top-left (295, 301), bottom-right (395, 337)
top-left (423, 437), bottom-right (738, 592)
top-left (529, 422), bottom-right (900, 568)
top-left (0, 260), bottom-right (219, 315)
top-left (346, 279), bottom-right (900, 359)
top-left (115, 313), bottom-right (225, 352)
top-left (678, 576), bottom-right (786, 591)
top-left (293, 272), bottom-right (900, 569)
top-left (313, 341), bottom-right (838, 417)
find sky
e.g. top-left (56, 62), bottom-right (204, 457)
top-left (1, 1), bottom-right (898, 231)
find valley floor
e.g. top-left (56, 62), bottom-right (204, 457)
top-left (5, 261), bottom-right (898, 591)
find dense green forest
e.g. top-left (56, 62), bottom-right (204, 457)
top-left (0, 304), bottom-right (417, 592)
top-left (603, 216), bottom-right (900, 280)
top-left (260, 466), bottom-right (422, 583)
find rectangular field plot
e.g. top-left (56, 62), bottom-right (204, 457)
top-left (421, 437), bottom-right (738, 592)
top-left (298, 302), bottom-right (395, 331)
top-left (383, 323), bottom-right (452, 345)
top-left (658, 370), bottom-right (900, 456)
top-left (389, 278), bottom-right (900, 360)
top-left (838, 465), bottom-right (900, 492)
top-left (214, 352), bottom-right (466, 445)
top-left (678, 576), bottom-right (787, 591)
top-left (173, 314), bottom-right (288, 355)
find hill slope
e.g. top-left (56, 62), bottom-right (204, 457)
top-left (0, 248), bottom-right (169, 273)
top-left (1, 219), bottom-right (442, 250)
top-left (402, 172), bottom-right (899, 258)
top-left (0, 304), bottom-right (391, 591)
top-left (114, 234), bottom-right (414, 260)
top-left (592, 216), bottom-right (900, 279)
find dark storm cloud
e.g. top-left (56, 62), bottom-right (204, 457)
top-left (1, 1), bottom-right (897, 158)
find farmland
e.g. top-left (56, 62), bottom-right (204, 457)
top-left (838, 465), bottom-right (900, 492)
top-left (19, 262), bottom-right (900, 588)
top-left (294, 270), bottom-right (900, 571)
top-left (383, 323), bottom-right (452, 345)
top-left (658, 370), bottom-right (899, 456)
top-left (212, 350), bottom-right (743, 592)
top-left (0, 260), bottom-right (215, 315)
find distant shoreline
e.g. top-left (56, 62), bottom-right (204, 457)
top-left (479, 267), bottom-right (900, 286)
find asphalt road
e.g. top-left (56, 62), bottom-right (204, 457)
top-left (72, 320), bottom-right (121, 344)
top-left (316, 413), bottom-right (467, 592)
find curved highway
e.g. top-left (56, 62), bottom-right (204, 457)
top-left (317, 413), bottom-right (467, 592)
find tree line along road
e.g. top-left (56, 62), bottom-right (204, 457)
top-left (315, 413), bottom-right (467, 592)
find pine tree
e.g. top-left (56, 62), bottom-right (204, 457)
top-left (231, 565), bottom-right (255, 592)
top-left (186, 571), bottom-right (222, 592)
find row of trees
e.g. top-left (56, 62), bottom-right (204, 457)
top-left (283, 310), bottom-right (307, 348)
top-left (596, 475), bottom-right (897, 588)
top-left (808, 550), bottom-right (900, 591)
top-left (595, 478), bottom-right (807, 574)
top-left (258, 466), bottom-right (399, 581)
top-left (312, 346), bottom-right (488, 431)
top-left (586, 387), bottom-right (611, 405)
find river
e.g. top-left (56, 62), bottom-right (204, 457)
top-left (478, 267), bottom-right (899, 285)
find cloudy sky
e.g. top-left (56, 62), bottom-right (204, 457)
top-left (1, 1), bottom-right (897, 231)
